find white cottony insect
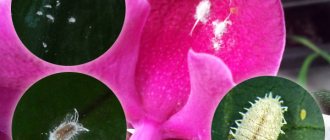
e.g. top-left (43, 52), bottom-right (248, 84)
top-left (49, 109), bottom-right (89, 140)
top-left (44, 4), bottom-right (52, 9)
top-left (46, 14), bottom-right (55, 23)
top-left (56, 0), bottom-right (61, 7)
top-left (42, 42), bottom-right (47, 48)
top-left (190, 0), bottom-right (211, 36)
top-left (68, 17), bottom-right (76, 24)
top-left (36, 11), bottom-right (43, 16)
top-left (212, 19), bottom-right (231, 39)
top-left (210, 0), bottom-right (234, 51)
top-left (230, 92), bottom-right (288, 140)
top-left (211, 16), bottom-right (232, 51)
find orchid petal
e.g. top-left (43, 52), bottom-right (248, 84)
top-left (162, 50), bottom-right (235, 139)
top-left (0, 131), bottom-right (10, 140)
top-left (132, 0), bottom-right (284, 122)
top-left (85, 0), bottom-right (285, 139)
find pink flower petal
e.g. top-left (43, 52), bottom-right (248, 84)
top-left (0, 131), bottom-right (10, 140)
top-left (86, 0), bottom-right (285, 139)
top-left (129, 120), bottom-right (162, 140)
top-left (134, 0), bottom-right (284, 121)
top-left (162, 50), bottom-right (235, 139)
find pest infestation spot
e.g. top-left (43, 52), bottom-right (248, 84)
top-left (44, 4), bottom-right (52, 9)
top-left (42, 42), bottom-right (48, 48)
top-left (190, 0), bottom-right (235, 51)
top-left (68, 17), bottom-right (76, 24)
top-left (36, 11), bottom-right (43, 16)
top-left (230, 92), bottom-right (288, 140)
top-left (190, 0), bottom-right (211, 35)
top-left (56, 0), bottom-right (61, 7)
top-left (300, 109), bottom-right (307, 120)
top-left (212, 18), bottom-right (232, 51)
top-left (211, 0), bottom-right (234, 51)
top-left (46, 14), bottom-right (55, 23)
top-left (49, 109), bottom-right (89, 140)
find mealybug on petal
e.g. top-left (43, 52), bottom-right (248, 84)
top-left (190, 0), bottom-right (211, 35)
top-left (230, 92), bottom-right (287, 140)
top-left (49, 109), bottom-right (89, 140)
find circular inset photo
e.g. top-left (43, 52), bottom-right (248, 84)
top-left (12, 73), bottom-right (126, 140)
top-left (12, 0), bottom-right (125, 65)
top-left (212, 76), bottom-right (325, 140)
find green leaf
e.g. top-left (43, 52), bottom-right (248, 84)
top-left (212, 76), bottom-right (324, 140)
top-left (12, 73), bottom-right (126, 140)
top-left (12, 0), bottom-right (125, 65)
top-left (297, 53), bottom-right (319, 86)
top-left (291, 36), bottom-right (330, 63)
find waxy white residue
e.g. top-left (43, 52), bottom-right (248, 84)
top-left (190, 0), bottom-right (211, 35)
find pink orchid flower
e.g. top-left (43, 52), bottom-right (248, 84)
top-left (0, 0), bottom-right (285, 139)
top-left (83, 0), bottom-right (285, 139)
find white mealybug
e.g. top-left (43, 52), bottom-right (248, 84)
top-left (190, 0), bottom-right (211, 35)
top-left (44, 4), bottom-right (52, 9)
top-left (211, 18), bottom-right (232, 51)
top-left (49, 109), bottom-right (89, 140)
top-left (56, 0), bottom-right (61, 7)
top-left (36, 11), bottom-right (43, 16)
top-left (42, 42), bottom-right (48, 48)
top-left (230, 92), bottom-right (288, 140)
top-left (68, 17), bottom-right (76, 24)
top-left (46, 14), bottom-right (55, 23)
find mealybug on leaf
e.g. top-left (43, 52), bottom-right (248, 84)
top-left (49, 109), bottom-right (89, 140)
top-left (230, 92), bottom-right (288, 140)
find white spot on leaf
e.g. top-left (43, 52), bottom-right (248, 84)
top-left (36, 11), bottom-right (43, 16)
top-left (56, 0), bottom-right (61, 7)
top-left (44, 5), bottom-right (52, 9)
top-left (46, 14), bottom-right (55, 23)
top-left (42, 42), bottom-right (47, 48)
top-left (68, 17), bottom-right (76, 24)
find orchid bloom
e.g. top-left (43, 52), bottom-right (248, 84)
top-left (83, 0), bottom-right (285, 139)
top-left (1, 0), bottom-right (285, 140)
